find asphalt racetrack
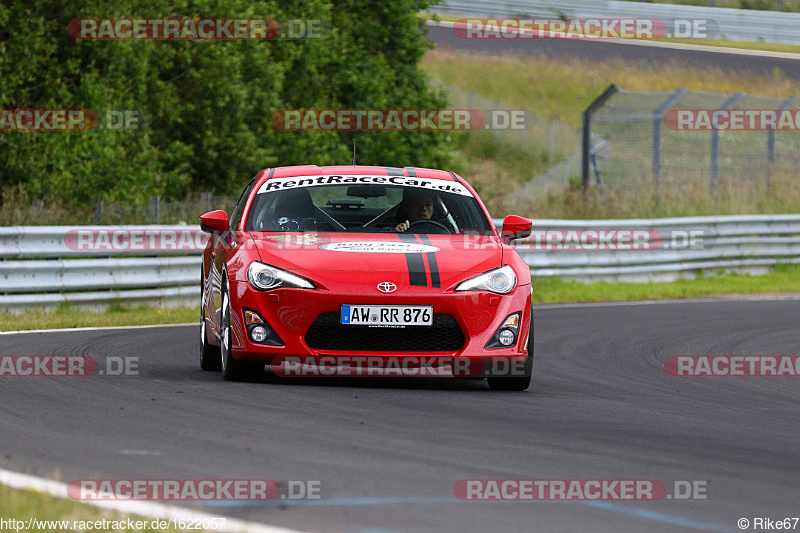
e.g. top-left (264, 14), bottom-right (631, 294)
top-left (426, 24), bottom-right (800, 81)
top-left (2, 298), bottom-right (799, 532)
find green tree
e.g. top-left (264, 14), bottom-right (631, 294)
top-left (0, 0), bottom-right (448, 207)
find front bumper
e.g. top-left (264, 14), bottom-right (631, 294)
top-left (227, 274), bottom-right (532, 374)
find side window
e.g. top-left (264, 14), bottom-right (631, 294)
top-left (228, 178), bottom-right (256, 231)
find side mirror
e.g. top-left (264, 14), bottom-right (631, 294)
top-left (199, 210), bottom-right (230, 234)
top-left (501, 215), bottom-right (532, 243)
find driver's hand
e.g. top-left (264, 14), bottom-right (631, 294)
top-left (395, 220), bottom-right (410, 232)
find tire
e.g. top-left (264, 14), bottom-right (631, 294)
top-left (200, 302), bottom-right (221, 371)
top-left (487, 317), bottom-right (534, 391)
top-left (219, 279), bottom-right (259, 381)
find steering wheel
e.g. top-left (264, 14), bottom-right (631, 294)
top-left (275, 216), bottom-right (301, 231)
top-left (405, 219), bottom-right (451, 234)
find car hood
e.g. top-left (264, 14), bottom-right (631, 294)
top-left (247, 232), bottom-right (503, 288)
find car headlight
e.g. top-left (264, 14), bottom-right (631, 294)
top-left (455, 265), bottom-right (517, 294)
top-left (247, 262), bottom-right (315, 291)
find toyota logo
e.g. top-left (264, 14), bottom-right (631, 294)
top-left (377, 282), bottom-right (397, 293)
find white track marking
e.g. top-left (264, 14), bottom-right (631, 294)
top-left (119, 450), bottom-right (161, 456)
top-left (533, 294), bottom-right (800, 310)
top-left (0, 468), bottom-right (308, 533)
top-left (3, 295), bottom-right (799, 335)
top-left (0, 323), bottom-right (196, 335)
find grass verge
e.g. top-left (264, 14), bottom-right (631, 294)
top-left (2, 267), bottom-right (799, 332)
top-left (0, 304), bottom-right (197, 332)
top-left (423, 49), bottom-right (800, 218)
top-left (421, 49), bottom-right (800, 127)
top-left (445, 132), bottom-right (553, 213)
top-left (0, 483), bottom-right (204, 532)
top-left (532, 264), bottom-right (800, 303)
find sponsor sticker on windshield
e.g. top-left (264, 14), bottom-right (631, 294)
top-left (256, 175), bottom-right (472, 196)
top-left (319, 242), bottom-right (439, 254)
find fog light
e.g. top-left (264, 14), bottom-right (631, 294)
top-left (243, 307), bottom-right (284, 346)
top-left (485, 312), bottom-right (522, 349)
top-left (498, 329), bottom-right (516, 346)
top-left (250, 325), bottom-right (268, 343)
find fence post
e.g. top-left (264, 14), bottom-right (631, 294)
top-left (767, 96), bottom-right (798, 191)
top-left (710, 93), bottom-right (745, 194)
top-left (494, 101), bottom-right (500, 142)
top-left (94, 201), bottom-right (104, 224)
top-left (582, 84), bottom-right (618, 190)
top-left (652, 89), bottom-right (688, 184)
top-left (468, 92), bottom-right (476, 140)
top-left (149, 195), bottom-right (161, 223)
top-left (548, 119), bottom-right (555, 162)
top-left (201, 191), bottom-right (212, 212)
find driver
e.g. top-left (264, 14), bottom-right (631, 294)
top-left (394, 188), bottom-right (435, 232)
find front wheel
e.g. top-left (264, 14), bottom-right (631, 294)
top-left (220, 281), bottom-right (257, 381)
top-left (200, 302), bottom-right (221, 371)
top-left (487, 318), bottom-right (533, 391)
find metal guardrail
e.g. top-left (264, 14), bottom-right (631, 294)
top-left (0, 225), bottom-right (208, 258)
top-left (508, 215), bottom-right (800, 281)
top-left (430, 0), bottom-right (800, 45)
top-left (1, 215), bottom-right (798, 310)
top-left (0, 226), bottom-right (205, 311)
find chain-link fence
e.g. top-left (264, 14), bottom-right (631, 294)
top-left (441, 83), bottom-right (581, 167)
top-left (583, 85), bottom-right (800, 206)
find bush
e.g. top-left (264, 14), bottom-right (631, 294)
top-left (0, 0), bottom-right (450, 207)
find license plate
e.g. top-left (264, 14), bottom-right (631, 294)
top-left (341, 305), bottom-right (433, 326)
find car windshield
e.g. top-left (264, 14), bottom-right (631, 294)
top-left (244, 177), bottom-right (493, 234)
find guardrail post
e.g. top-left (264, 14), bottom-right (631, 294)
top-left (652, 89), bottom-right (688, 185)
top-left (582, 84), bottom-right (618, 190)
top-left (767, 96), bottom-right (798, 191)
top-left (710, 93), bottom-right (744, 194)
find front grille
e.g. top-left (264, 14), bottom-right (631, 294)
top-left (305, 313), bottom-right (465, 352)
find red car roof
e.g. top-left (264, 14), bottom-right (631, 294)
top-left (265, 165), bottom-right (457, 181)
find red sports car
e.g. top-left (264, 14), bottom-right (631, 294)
top-left (199, 165), bottom-right (534, 390)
